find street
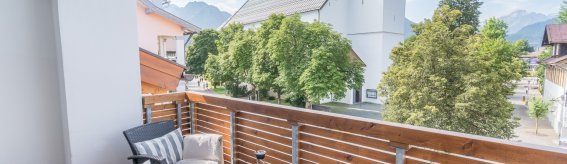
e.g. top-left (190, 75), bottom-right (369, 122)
top-left (509, 77), bottom-right (559, 147)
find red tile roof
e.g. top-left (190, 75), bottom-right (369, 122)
top-left (542, 24), bottom-right (567, 46)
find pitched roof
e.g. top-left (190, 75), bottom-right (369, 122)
top-left (224, 0), bottom-right (328, 26)
top-left (139, 0), bottom-right (201, 33)
top-left (542, 55), bottom-right (567, 65)
top-left (139, 48), bottom-right (187, 69)
top-left (542, 24), bottom-right (567, 46)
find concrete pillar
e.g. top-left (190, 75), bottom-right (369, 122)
top-left (53, 0), bottom-right (143, 163)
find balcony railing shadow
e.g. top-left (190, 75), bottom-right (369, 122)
top-left (142, 91), bottom-right (567, 164)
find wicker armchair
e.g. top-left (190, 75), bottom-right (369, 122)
top-left (124, 120), bottom-right (224, 164)
top-left (123, 120), bottom-right (175, 164)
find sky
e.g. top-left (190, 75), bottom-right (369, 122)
top-left (170, 0), bottom-right (564, 22)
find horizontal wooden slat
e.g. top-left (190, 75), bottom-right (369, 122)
top-left (238, 112), bottom-right (290, 129)
top-left (299, 133), bottom-right (396, 163)
top-left (196, 103), bottom-right (231, 114)
top-left (196, 113), bottom-right (230, 127)
top-left (237, 132), bottom-right (292, 153)
top-left (143, 92), bottom-right (186, 105)
top-left (237, 139), bottom-right (292, 161)
top-left (406, 147), bottom-right (485, 164)
top-left (196, 119), bottom-right (231, 135)
top-left (195, 125), bottom-right (231, 141)
top-left (299, 150), bottom-right (342, 164)
top-left (300, 143), bottom-right (377, 164)
top-left (238, 144), bottom-right (289, 164)
top-left (301, 125), bottom-right (393, 153)
top-left (186, 91), bottom-right (567, 163)
top-left (237, 125), bottom-right (291, 146)
top-left (197, 108), bottom-right (230, 120)
top-left (237, 118), bottom-right (291, 137)
top-left (237, 152), bottom-right (257, 164)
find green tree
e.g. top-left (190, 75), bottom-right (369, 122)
top-left (536, 47), bottom-right (553, 91)
top-left (269, 15), bottom-right (364, 108)
top-left (528, 97), bottom-right (551, 134)
top-left (379, 6), bottom-right (519, 139)
top-left (186, 29), bottom-right (219, 75)
top-left (204, 55), bottom-right (223, 88)
top-left (252, 14), bottom-right (286, 102)
top-left (559, 1), bottom-right (567, 23)
top-left (204, 23), bottom-right (247, 92)
top-left (480, 18), bottom-right (507, 39)
top-left (514, 40), bottom-right (534, 52)
top-left (439, 0), bottom-right (483, 32)
top-left (220, 29), bottom-right (257, 97)
top-left (299, 23), bottom-right (364, 107)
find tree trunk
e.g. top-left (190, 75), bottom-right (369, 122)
top-left (277, 92), bottom-right (281, 104)
top-left (536, 118), bottom-right (539, 135)
top-left (305, 101), bottom-right (312, 109)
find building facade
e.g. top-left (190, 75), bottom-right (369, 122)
top-left (541, 24), bottom-right (567, 145)
top-left (137, 0), bottom-right (201, 93)
top-left (225, 0), bottom-right (406, 104)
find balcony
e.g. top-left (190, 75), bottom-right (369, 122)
top-left (142, 91), bottom-right (567, 164)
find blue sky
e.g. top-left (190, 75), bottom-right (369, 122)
top-left (171, 0), bottom-right (565, 22)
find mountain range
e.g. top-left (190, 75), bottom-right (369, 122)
top-left (163, 1), bottom-right (231, 29)
top-left (499, 10), bottom-right (554, 34)
top-left (501, 10), bottom-right (556, 49)
top-left (405, 10), bottom-right (555, 49)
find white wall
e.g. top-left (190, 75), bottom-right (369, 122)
top-left (0, 0), bottom-right (66, 163)
top-left (321, 0), bottom-right (405, 104)
top-left (544, 79), bottom-right (566, 134)
top-left (54, 0), bottom-right (143, 163)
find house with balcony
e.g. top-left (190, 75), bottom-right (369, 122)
top-left (4, 0), bottom-right (567, 164)
top-left (137, 0), bottom-right (201, 94)
top-left (224, 0), bottom-right (405, 104)
top-left (542, 24), bottom-right (567, 145)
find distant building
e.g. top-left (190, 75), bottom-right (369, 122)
top-left (225, 0), bottom-right (406, 104)
top-left (137, 0), bottom-right (201, 94)
top-left (541, 24), bottom-right (567, 145)
top-left (520, 51), bottom-right (541, 71)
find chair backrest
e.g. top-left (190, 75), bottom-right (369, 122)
top-left (123, 120), bottom-right (176, 155)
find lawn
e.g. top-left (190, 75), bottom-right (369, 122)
top-left (212, 87), bottom-right (226, 95)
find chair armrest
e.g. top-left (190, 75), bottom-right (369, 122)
top-left (127, 154), bottom-right (166, 164)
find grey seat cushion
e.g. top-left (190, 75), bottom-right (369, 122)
top-left (176, 159), bottom-right (218, 164)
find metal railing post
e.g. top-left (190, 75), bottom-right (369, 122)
top-left (189, 102), bottom-right (195, 134)
top-left (389, 141), bottom-right (409, 164)
top-left (291, 122), bottom-right (300, 164)
top-left (145, 106), bottom-right (152, 124)
top-left (395, 148), bottom-right (406, 164)
top-left (175, 101), bottom-right (182, 128)
top-left (230, 111), bottom-right (237, 164)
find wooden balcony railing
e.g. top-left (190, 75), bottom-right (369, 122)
top-left (142, 91), bottom-right (567, 164)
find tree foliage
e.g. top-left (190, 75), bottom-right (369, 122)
top-left (204, 23), bottom-right (253, 94)
top-left (559, 1), bottom-right (567, 23)
top-left (269, 15), bottom-right (363, 107)
top-left (252, 14), bottom-right (286, 101)
top-left (201, 14), bottom-right (363, 102)
top-left (186, 29), bottom-right (219, 75)
top-left (379, 6), bottom-right (521, 139)
top-left (536, 47), bottom-right (553, 91)
top-left (438, 0), bottom-right (483, 32)
top-left (528, 97), bottom-right (551, 134)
